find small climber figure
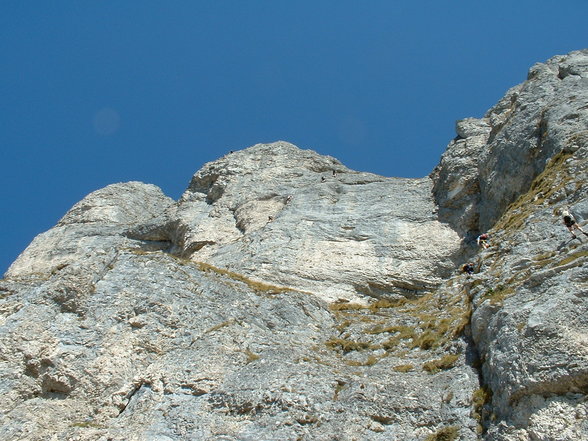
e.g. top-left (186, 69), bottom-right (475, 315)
top-left (321, 176), bottom-right (326, 183)
top-left (477, 233), bottom-right (490, 249)
top-left (285, 195), bottom-right (293, 204)
top-left (332, 170), bottom-right (337, 177)
top-left (268, 215), bottom-right (274, 222)
top-left (462, 262), bottom-right (475, 275)
top-left (561, 209), bottom-right (588, 239)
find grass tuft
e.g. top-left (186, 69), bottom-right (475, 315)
top-left (196, 262), bottom-right (298, 295)
top-left (555, 250), bottom-right (588, 268)
top-left (329, 302), bottom-right (367, 311)
top-left (482, 285), bottom-right (515, 305)
top-left (392, 364), bottom-right (414, 373)
top-left (493, 150), bottom-right (573, 232)
top-left (345, 354), bottom-right (379, 367)
top-left (424, 426), bottom-right (459, 441)
top-left (328, 286), bottom-right (472, 357)
top-left (422, 354), bottom-right (460, 373)
top-left (242, 349), bottom-right (260, 364)
top-left (205, 319), bottom-right (234, 334)
top-left (472, 386), bottom-right (492, 434)
top-left (325, 338), bottom-right (372, 353)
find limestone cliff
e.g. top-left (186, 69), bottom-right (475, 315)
top-left (2, 49), bottom-right (588, 441)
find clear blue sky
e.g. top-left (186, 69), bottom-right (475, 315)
top-left (2, 2), bottom-right (587, 274)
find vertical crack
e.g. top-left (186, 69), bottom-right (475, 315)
top-left (117, 381), bottom-right (148, 417)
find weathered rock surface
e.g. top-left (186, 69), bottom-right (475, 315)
top-left (2, 49), bottom-right (588, 440)
top-left (126, 142), bottom-right (461, 302)
top-left (433, 49), bottom-right (588, 238)
top-left (433, 49), bottom-right (588, 440)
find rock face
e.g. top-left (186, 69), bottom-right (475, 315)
top-left (433, 49), bottom-right (588, 440)
top-left (2, 49), bottom-right (588, 440)
top-left (125, 142), bottom-right (461, 302)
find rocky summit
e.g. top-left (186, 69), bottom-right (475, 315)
top-left (2, 49), bottom-right (588, 441)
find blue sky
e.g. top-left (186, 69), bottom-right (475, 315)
top-left (2, 2), bottom-right (587, 274)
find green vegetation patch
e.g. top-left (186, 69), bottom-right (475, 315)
top-left (554, 250), bottom-right (588, 268)
top-left (128, 249), bottom-right (302, 296)
top-left (424, 426), bottom-right (459, 441)
top-left (472, 386), bottom-right (492, 434)
top-left (328, 297), bottom-right (406, 312)
top-left (422, 354), bottom-right (459, 373)
top-left (392, 364), bottom-right (414, 373)
top-left (327, 286), bottom-right (472, 359)
top-left (241, 349), bottom-right (260, 364)
top-left (329, 302), bottom-right (367, 311)
top-left (400, 291), bottom-right (472, 351)
top-left (344, 354), bottom-right (380, 367)
top-left (481, 284), bottom-right (516, 305)
top-left (196, 262), bottom-right (298, 295)
top-left (325, 338), bottom-right (372, 353)
top-left (204, 319), bottom-right (234, 334)
top-left (565, 130), bottom-right (588, 151)
top-left (493, 150), bottom-right (573, 232)
top-left (368, 297), bottom-right (408, 311)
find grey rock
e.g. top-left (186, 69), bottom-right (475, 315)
top-left (128, 141), bottom-right (461, 302)
top-left (6, 182), bottom-right (174, 279)
top-left (0, 147), bottom-right (477, 441)
top-left (434, 49), bottom-right (588, 235)
top-left (456, 118), bottom-right (491, 139)
top-left (435, 49), bottom-right (588, 440)
top-left (3, 49), bottom-right (588, 440)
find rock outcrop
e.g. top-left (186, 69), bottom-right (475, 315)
top-left (433, 49), bottom-right (588, 440)
top-left (2, 49), bottom-right (588, 440)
